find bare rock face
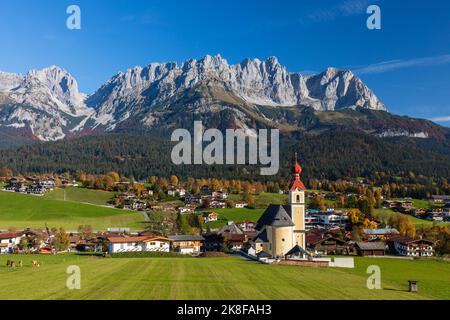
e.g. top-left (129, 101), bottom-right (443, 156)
top-left (0, 55), bottom-right (387, 141)
top-left (0, 66), bottom-right (92, 141)
top-left (87, 55), bottom-right (386, 130)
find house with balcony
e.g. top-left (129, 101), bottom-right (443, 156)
top-left (0, 232), bottom-right (25, 254)
top-left (168, 235), bottom-right (204, 255)
top-left (107, 236), bottom-right (171, 253)
top-left (388, 237), bottom-right (435, 257)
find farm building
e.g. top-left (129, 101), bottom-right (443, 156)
top-left (168, 235), bottom-right (204, 255)
top-left (107, 236), bottom-right (171, 253)
top-left (354, 242), bottom-right (386, 256)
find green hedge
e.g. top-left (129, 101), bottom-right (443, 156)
top-left (109, 251), bottom-right (193, 258)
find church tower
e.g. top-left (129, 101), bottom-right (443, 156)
top-left (289, 154), bottom-right (306, 249)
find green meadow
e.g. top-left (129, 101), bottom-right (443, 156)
top-left (0, 190), bottom-right (143, 230)
top-left (45, 187), bottom-right (115, 206)
top-left (0, 254), bottom-right (448, 300)
top-left (203, 208), bottom-right (265, 229)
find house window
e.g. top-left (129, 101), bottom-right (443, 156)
top-left (296, 195), bottom-right (300, 202)
top-left (282, 238), bottom-right (285, 242)
top-left (150, 242), bottom-right (156, 246)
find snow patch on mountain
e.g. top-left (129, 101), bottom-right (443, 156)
top-left (375, 129), bottom-right (429, 139)
top-left (0, 55), bottom-right (389, 141)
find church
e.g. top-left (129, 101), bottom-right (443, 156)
top-left (254, 157), bottom-right (307, 258)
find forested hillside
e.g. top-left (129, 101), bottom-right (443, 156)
top-left (1, 130), bottom-right (449, 181)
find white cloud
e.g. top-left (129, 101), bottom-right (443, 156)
top-left (353, 54), bottom-right (450, 75)
top-left (304, 0), bottom-right (378, 23)
top-left (430, 116), bottom-right (450, 122)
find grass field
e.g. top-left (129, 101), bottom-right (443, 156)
top-left (0, 254), bottom-right (448, 300)
top-left (0, 191), bottom-right (144, 230)
top-left (203, 208), bottom-right (265, 228)
top-left (45, 187), bottom-right (115, 206)
top-left (375, 208), bottom-right (449, 227)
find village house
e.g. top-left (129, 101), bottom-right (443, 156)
top-left (38, 179), bottom-right (56, 189)
top-left (235, 201), bottom-right (248, 209)
top-left (0, 232), bottom-right (24, 254)
top-left (107, 236), bottom-right (171, 254)
top-left (306, 234), bottom-right (350, 256)
top-left (4, 182), bottom-right (27, 193)
top-left (354, 242), bottom-right (386, 256)
top-left (202, 232), bottom-right (225, 252)
top-left (200, 185), bottom-right (212, 195)
top-left (314, 210), bottom-right (348, 226)
top-left (363, 228), bottom-right (400, 241)
top-left (168, 235), bottom-right (204, 255)
top-left (131, 200), bottom-right (147, 211)
top-left (167, 187), bottom-right (186, 197)
top-left (431, 195), bottom-right (450, 203)
top-left (388, 237), bottom-right (435, 257)
top-left (218, 222), bottom-right (246, 251)
top-left (179, 206), bottom-right (195, 215)
top-left (184, 194), bottom-right (203, 205)
top-left (202, 212), bottom-right (218, 223)
top-left (209, 199), bottom-right (227, 209)
top-left (237, 221), bottom-right (256, 232)
top-left (27, 185), bottom-right (47, 195)
top-left (212, 191), bottom-right (228, 200)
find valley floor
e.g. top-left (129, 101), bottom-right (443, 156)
top-left (0, 254), bottom-right (448, 300)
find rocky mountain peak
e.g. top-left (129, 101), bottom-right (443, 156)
top-left (1, 55), bottom-right (389, 141)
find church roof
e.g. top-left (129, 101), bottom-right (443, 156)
top-left (285, 245), bottom-right (309, 257)
top-left (256, 205), bottom-right (295, 230)
top-left (289, 157), bottom-right (306, 191)
top-left (254, 229), bottom-right (268, 243)
top-left (256, 251), bottom-right (271, 258)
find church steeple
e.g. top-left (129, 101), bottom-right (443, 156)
top-left (290, 153), bottom-right (306, 191)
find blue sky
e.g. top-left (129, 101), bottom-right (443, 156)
top-left (0, 0), bottom-right (449, 125)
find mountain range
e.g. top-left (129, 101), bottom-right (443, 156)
top-left (0, 54), bottom-right (396, 142)
top-left (0, 55), bottom-right (449, 180)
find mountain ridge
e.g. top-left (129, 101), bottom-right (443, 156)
top-left (0, 55), bottom-right (390, 142)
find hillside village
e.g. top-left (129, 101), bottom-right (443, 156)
top-left (1, 164), bottom-right (449, 262)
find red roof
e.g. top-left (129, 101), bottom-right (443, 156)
top-left (290, 179), bottom-right (306, 191)
top-left (107, 236), bottom-right (170, 243)
top-left (108, 236), bottom-right (150, 243)
top-left (289, 160), bottom-right (306, 190)
top-left (0, 232), bottom-right (22, 240)
top-left (292, 162), bottom-right (302, 174)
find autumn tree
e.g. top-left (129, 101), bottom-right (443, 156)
top-left (388, 213), bottom-right (416, 238)
top-left (0, 166), bottom-right (12, 178)
top-left (108, 171), bottom-right (120, 182)
top-left (54, 227), bottom-right (70, 252)
top-left (78, 225), bottom-right (94, 240)
top-left (348, 208), bottom-right (364, 225)
top-left (310, 195), bottom-right (326, 211)
top-left (243, 192), bottom-right (256, 209)
top-left (170, 175), bottom-right (179, 187)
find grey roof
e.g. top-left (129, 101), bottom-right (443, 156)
top-left (218, 223), bottom-right (244, 235)
top-left (355, 242), bottom-right (386, 250)
top-left (256, 251), bottom-right (271, 258)
top-left (256, 205), bottom-right (294, 230)
top-left (363, 228), bottom-right (399, 235)
top-left (168, 235), bottom-right (205, 241)
top-left (285, 245), bottom-right (309, 257)
top-left (254, 230), bottom-right (268, 243)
